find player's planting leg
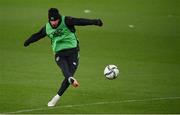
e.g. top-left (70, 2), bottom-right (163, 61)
top-left (57, 78), bottom-right (70, 95)
top-left (47, 94), bottom-right (61, 107)
top-left (47, 54), bottom-right (79, 107)
top-left (47, 78), bottom-right (79, 107)
top-left (48, 78), bottom-right (72, 107)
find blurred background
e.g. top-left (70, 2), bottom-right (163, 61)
top-left (0, 0), bottom-right (180, 114)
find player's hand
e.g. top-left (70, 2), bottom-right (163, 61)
top-left (95, 19), bottom-right (103, 27)
top-left (24, 41), bottom-right (29, 47)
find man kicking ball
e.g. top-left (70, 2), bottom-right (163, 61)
top-left (24, 8), bottom-right (103, 107)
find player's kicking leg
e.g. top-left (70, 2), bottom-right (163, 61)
top-left (68, 77), bottom-right (79, 87)
top-left (47, 52), bottom-right (79, 107)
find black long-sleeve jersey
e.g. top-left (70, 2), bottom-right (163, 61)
top-left (24, 16), bottom-right (103, 46)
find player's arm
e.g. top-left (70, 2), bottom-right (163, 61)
top-left (24, 26), bottom-right (46, 47)
top-left (65, 16), bottom-right (103, 27)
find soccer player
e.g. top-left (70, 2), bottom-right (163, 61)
top-left (24, 8), bottom-right (103, 107)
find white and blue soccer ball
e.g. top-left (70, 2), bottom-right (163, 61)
top-left (104, 65), bottom-right (119, 80)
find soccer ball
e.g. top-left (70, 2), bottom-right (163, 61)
top-left (104, 65), bottom-right (119, 80)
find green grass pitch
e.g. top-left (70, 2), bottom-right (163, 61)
top-left (0, 0), bottom-right (180, 114)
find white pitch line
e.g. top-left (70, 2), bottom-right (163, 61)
top-left (84, 9), bottom-right (91, 13)
top-left (4, 96), bottom-right (180, 114)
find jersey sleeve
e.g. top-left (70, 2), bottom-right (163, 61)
top-left (24, 26), bottom-right (47, 47)
top-left (65, 16), bottom-right (103, 26)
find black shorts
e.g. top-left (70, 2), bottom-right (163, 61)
top-left (55, 47), bottom-right (79, 78)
